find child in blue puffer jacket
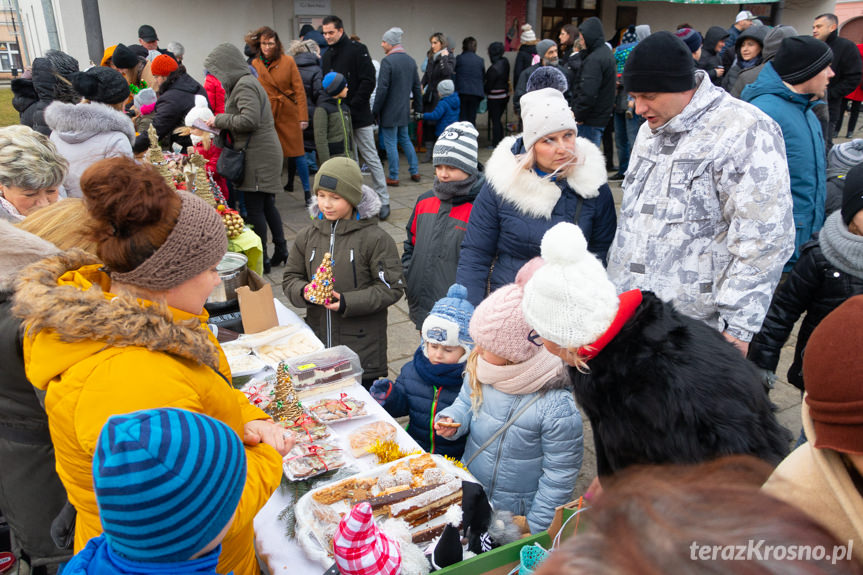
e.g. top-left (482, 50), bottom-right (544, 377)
top-left (422, 79), bottom-right (460, 137)
top-left (371, 284), bottom-right (474, 458)
top-left (434, 261), bottom-right (583, 534)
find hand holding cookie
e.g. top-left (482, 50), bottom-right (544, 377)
top-left (434, 417), bottom-right (460, 438)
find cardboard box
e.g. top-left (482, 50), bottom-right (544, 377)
top-left (237, 270), bottom-right (278, 334)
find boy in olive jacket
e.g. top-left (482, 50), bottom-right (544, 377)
top-left (283, 157), bottom-right (404, 387)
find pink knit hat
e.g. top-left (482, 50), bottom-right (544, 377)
top-left (469, 259), bottom-right (545, 363)
top-left (333, 502), bottom-right (401, 575)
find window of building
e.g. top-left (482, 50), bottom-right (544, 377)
top-left (541, 0), bottom-right (601, 41)
top-left (0, 41), bottom-right (22, 72)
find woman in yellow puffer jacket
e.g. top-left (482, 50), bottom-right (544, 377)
top-left (13, 157), bottom-right (289, 575)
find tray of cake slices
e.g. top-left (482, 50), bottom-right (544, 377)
top-left (283, 346), bottom-right (363, 396)
top-left (277, 411), bottom-right (346, 481)
top-left (294, 453), bottom-right (475, 566)
top-left (304, 390), bottom-right (373, 424)
top-left (223, 324), bottom-right (325, 376)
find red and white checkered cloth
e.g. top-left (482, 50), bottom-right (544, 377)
top-left (334, 502), bottom-right (402, 575)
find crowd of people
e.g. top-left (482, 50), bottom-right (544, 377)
top-left (2, 8), bottom-right (863, 575)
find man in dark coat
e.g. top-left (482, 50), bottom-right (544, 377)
top-left (373, 27), bottom-right (422, 186)
top-left (573, 17), bottom-right (615, 148)
top-left (514, 39), bottom-right (574, 116)
top-left (813, 13), bottom-right (863, 137)
top-left (698, 26), bottom-right (730, 86)
top-left (321, 15), bottom-right (390, 218)
top-left (454, 37), bottom-right (486, 126)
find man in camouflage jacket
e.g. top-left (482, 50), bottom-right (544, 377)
top-left (607, 32), bottom-right (794, 354)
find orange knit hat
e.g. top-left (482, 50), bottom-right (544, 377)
top-left (151, 54), bottom-right (178, 77)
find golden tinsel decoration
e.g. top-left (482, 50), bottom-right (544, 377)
top-left (146, 124), bottom-right (176, 191)
top-left (366, 439), bottom-right (421, 465)
top-left (271, 363), bottom-right (303, 422)
top-left (441, 455), bottom-right (469, 473)
top-left (188, 152), bottom-right (217, 206)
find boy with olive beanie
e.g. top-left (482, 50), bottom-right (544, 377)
top-left (63, 408), bottom-right (247, 574)
top-left (403, 122), bottom-right (484, 328)
top-left (283, 157), bottom-right (405, 388)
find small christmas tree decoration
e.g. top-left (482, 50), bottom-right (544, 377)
top-left (271, 363), bottom-right (303, 422)
top-left (146, 124), bottom-right (177, 191)
top-left (189, 152), bottom-right (217, 206)
top-left (216, 204), bottom-right (245, 239)
top-left (304, 252), bottom-right (335, 305)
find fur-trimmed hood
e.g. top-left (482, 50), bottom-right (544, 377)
top-left (307, 183), bottom-right (382, 221)
top-left (12, 250), bottom-right (221, 390)
top-left (44, 101), bottom-right (135, 145)
top-left (0, 220), bottom-right (59, 293)
top-left (485, 135), bottom-right (606, 219)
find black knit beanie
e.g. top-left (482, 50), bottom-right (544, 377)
top-left (772, 36), bottom-right (833, 85)
top-left (623, 31), bottom-right (695, 93)
top-left (71, 67), bottom-right (130, 105)
top-left (111, 43), bottom-right (139, 69)
top-left (842, 164), bottom-right (863, 226)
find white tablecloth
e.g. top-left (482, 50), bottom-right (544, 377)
top-left (254, 383), bottom-right (422, 574)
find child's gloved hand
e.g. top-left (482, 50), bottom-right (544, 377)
top-left (369, 378), bottom-right (392, 404)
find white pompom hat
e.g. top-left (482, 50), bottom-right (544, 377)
top-left (521, 222), bottom-right (619, 349)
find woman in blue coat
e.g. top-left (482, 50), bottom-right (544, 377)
top-left (456, 87), bottom-right (616, 305)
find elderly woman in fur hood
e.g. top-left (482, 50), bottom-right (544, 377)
top-left (455, 87), bottom-right (616, 305)
top-left (12, 157), bottom-right (286, 575)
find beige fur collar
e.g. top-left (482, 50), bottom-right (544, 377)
top-left (12, 249), bottom-right (219, 369)
top-left (485, 136), bottom-right (606, 219)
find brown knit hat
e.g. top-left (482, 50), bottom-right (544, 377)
top-left (803, 295), bottom-right (863, 454)
top-left (110, 192), bottom-right (227, 291)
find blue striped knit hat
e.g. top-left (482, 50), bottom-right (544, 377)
top-left (93, 408), bottom-right (247, 562)
top-left (422, 284), bottom-right (475, 354)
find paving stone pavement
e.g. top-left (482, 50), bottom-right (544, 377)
top-left (260, 143), bottom-right (805, 499)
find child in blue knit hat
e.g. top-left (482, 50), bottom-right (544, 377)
top-left (63, 408), bottom-right (246, 575)
top-left (371, 284), bottom-right (474, 458)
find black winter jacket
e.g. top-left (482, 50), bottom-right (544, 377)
top-left (455, 51), bottom-right (486, 98)
top-left (749, 224), bottom-right (863, 390)
top-left (294, 51), bottom-right (323, 151)
top-left (322, 33), bottom-right (376, 128)
top-left (132, 71), bottom-right (207, 153)
top-left (30, 52), bottom-right (80, 136)
top-left (698, 26), bottom-right (730, 86)
top-left (826, 30), bottom-right (863, 103)
top-left (403, 174), bottom-right (483, 328)
top-left (422, 50), bottom-right (455, 110)
top-left (11, 78), bottom-right (38, 127)
top-left (573, 18), bottom-right (615, 127)
top-left (485, 43), bottom-right (510, 99)
top-left (513, 44), bottom-right (537, 90)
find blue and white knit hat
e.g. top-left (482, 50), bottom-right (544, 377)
top-left (93, 408), bottom-right (247, 562)
top-left (433, 122), bottom-right (479, 176)
top-left (422, 284), bottom-right (475, 356)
